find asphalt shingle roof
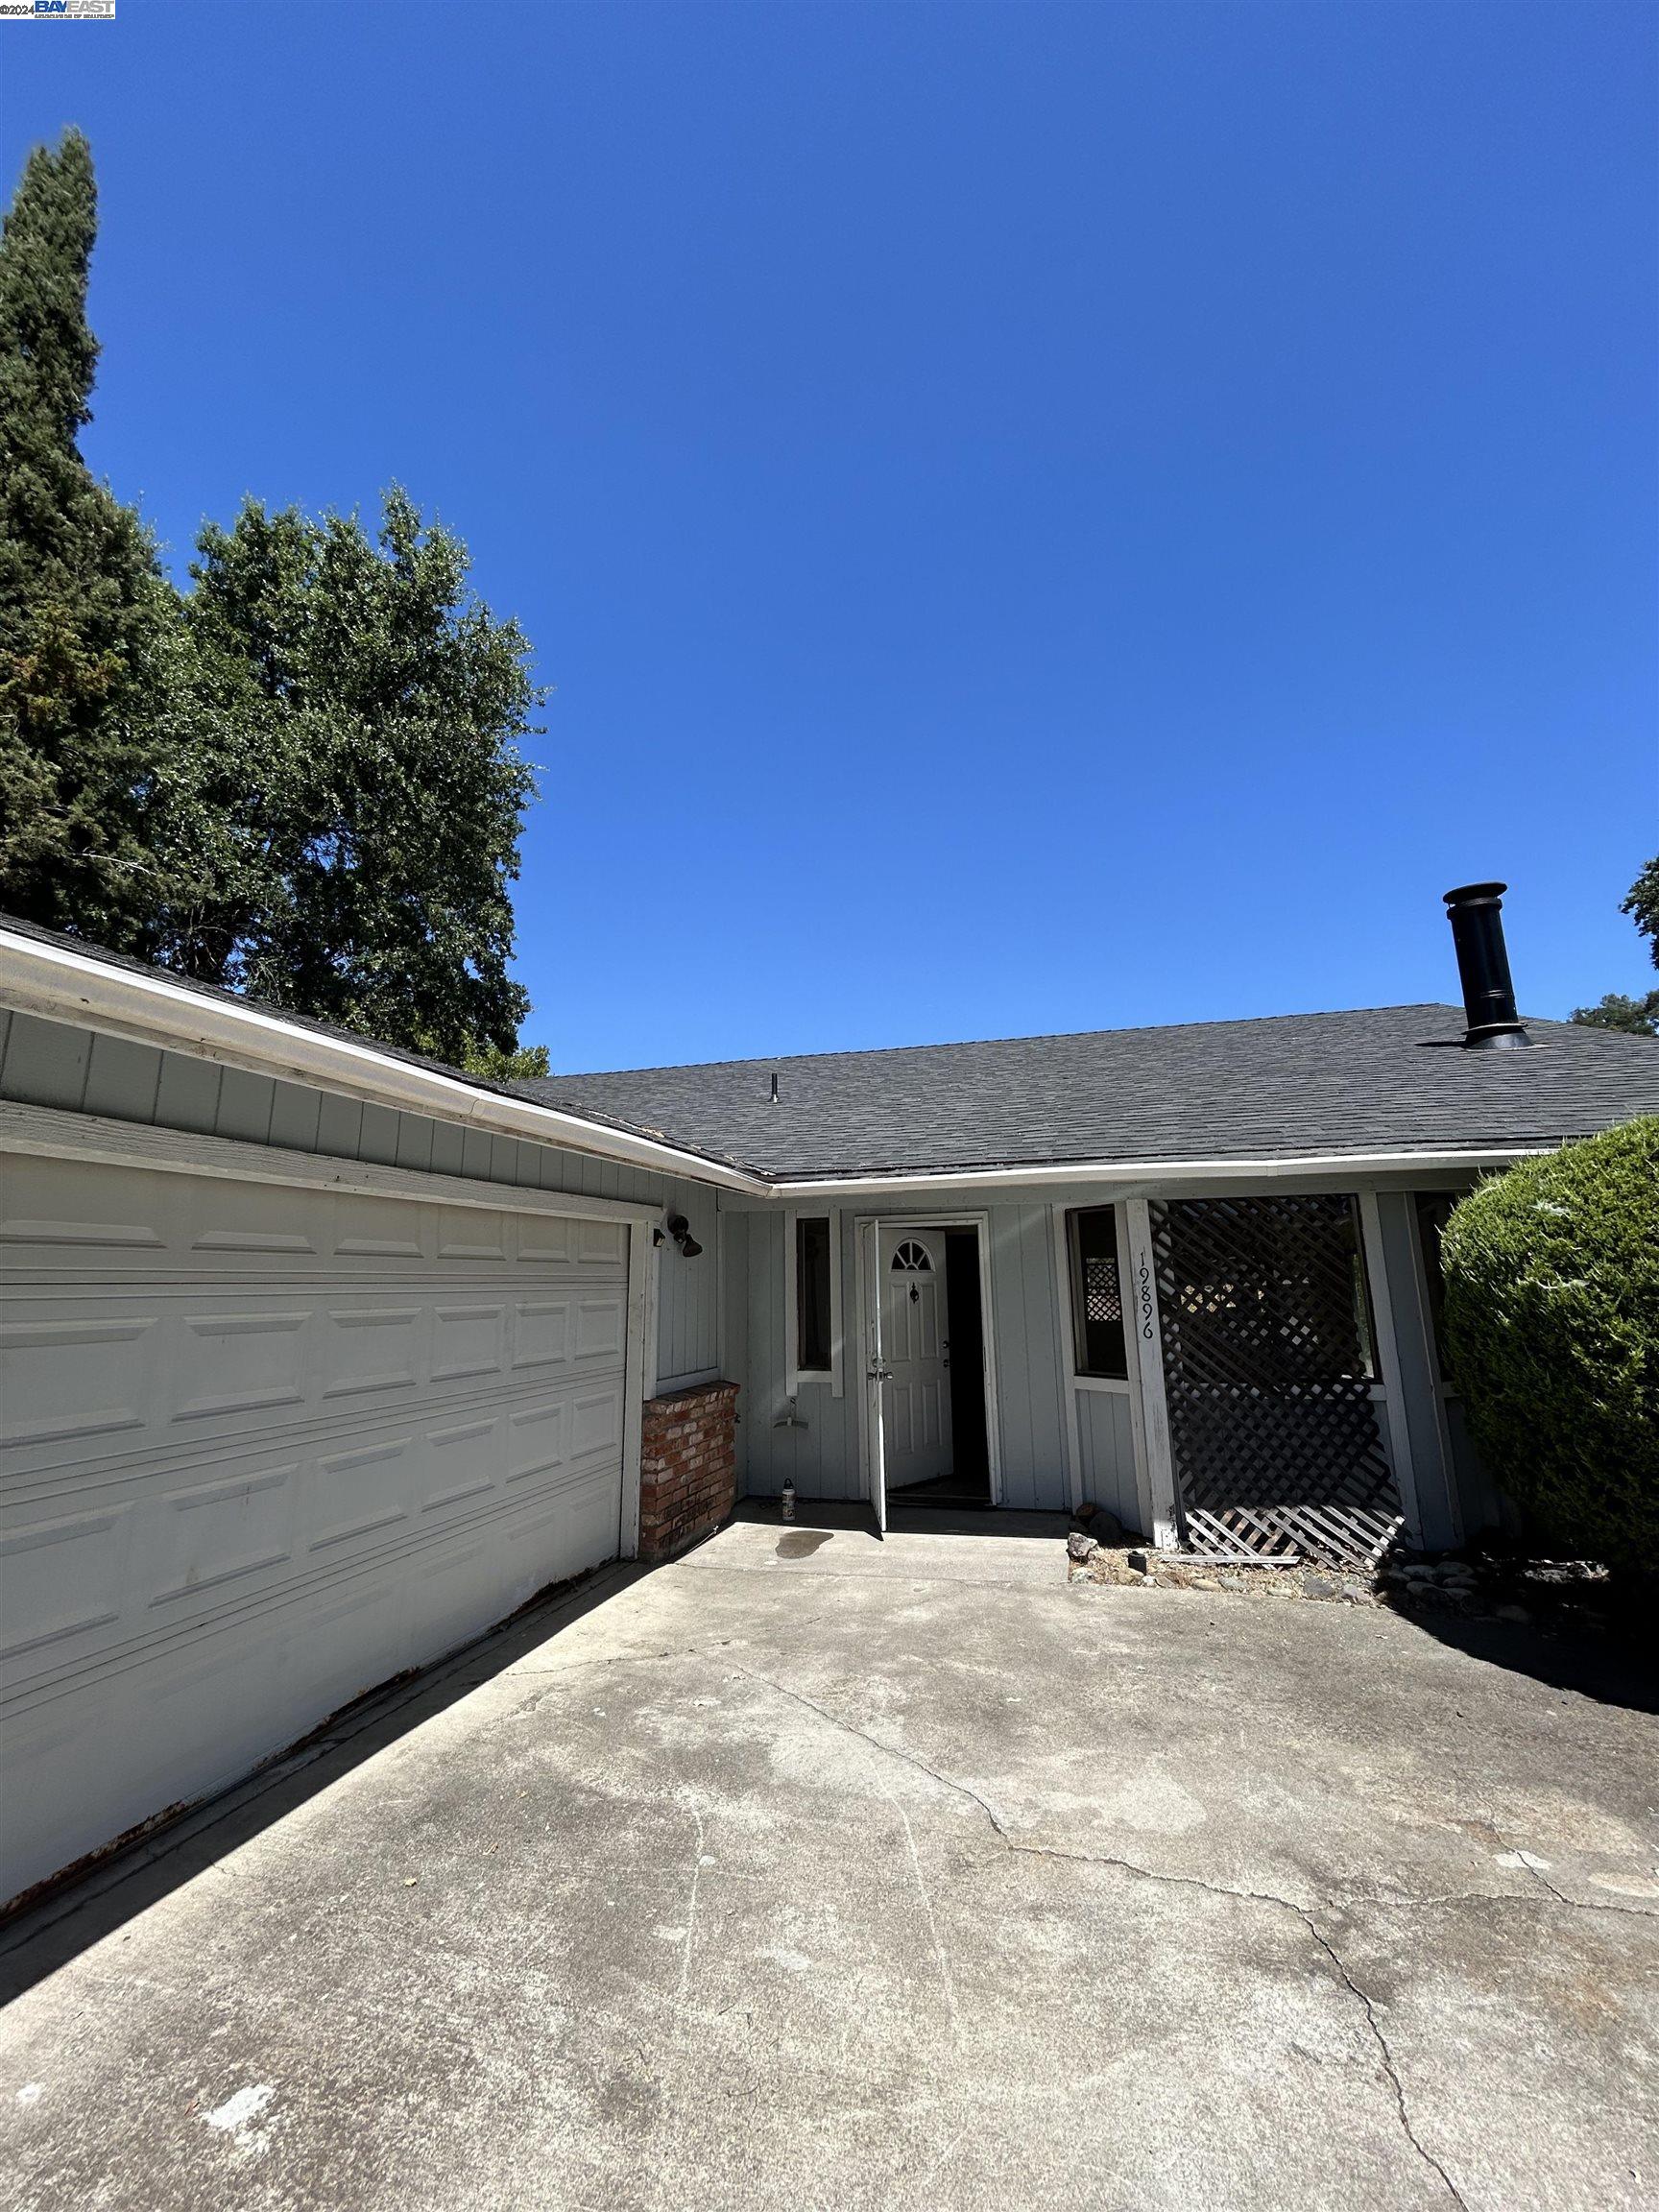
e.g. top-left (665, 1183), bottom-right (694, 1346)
top-left (8, 914), bottom-right (1657, 1184)
top-left (527, 1006), bottom-right (1659, 1180)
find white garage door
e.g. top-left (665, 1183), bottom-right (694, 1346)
top-left (0, 1141), bottom-right (637, 1906)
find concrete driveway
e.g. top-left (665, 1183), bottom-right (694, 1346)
top-left (3, 1511), bottom-right (1656, 2212)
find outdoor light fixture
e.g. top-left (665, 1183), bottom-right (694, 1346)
top-left (662, 1212), bottom-right (703, 1260)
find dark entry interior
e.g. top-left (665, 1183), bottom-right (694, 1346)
top-left (888, 1226), bottom-right (992, 1508)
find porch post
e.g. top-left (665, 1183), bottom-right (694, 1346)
top-left (1122, 1197), bottom-right (1180, 1550)
top-left (1357, 1189), bottom-right (1426, 1548)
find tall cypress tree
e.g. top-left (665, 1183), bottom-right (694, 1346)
top-left (0, 129), bottom-right (175, 941)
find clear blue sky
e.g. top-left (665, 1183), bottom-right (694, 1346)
top-left (5, 1), bottom-right (1655, 1070)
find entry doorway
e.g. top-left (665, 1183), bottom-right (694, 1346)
top-left (858, 1216), bottom-right (998, 1530)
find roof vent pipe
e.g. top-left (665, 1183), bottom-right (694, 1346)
top-left (1443, 882), bottom-right (1531, 1049)
top-left (769, 1071), bottom-right (779, 1104)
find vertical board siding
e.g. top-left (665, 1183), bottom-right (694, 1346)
top-left (0, 1009), bottom-right (673, 1211)
top-left (733, 1200), bottom-right (1069, 1510)
top-left (656, 1177), bottom-right (722, 1388)
top-left (2, 1013), bottom-right (92, 1112)
top-left (154, 1050), bottom-right (224, 1135)
top-left (1075, 1390), bottom-right (1140, 1532)
top-left (84, 1032), bottom-right (163, 1122)
top-left (739, 1210), bottom-right (856, 1502)
top-left (216, 1067), bottom-right (276, 1146)
top-left (1374, 1192), bottom-right (1459, 1550)
top-left (722, 1212), bottom-right (752, 1486)
top-left (986, 1205), bottom-right (1069, 1510)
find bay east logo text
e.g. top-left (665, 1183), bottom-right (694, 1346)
top-left (0, 0), bottom-right (119, 16)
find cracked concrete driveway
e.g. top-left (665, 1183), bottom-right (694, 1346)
top-left (2, 1511), bottom-right (1656, 2212)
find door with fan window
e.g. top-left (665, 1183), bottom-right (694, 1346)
top-left (877, 1225), bottom-right (953, 1492)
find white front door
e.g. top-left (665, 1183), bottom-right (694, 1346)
top-left (878, 1225), bottom-right (953, 1492)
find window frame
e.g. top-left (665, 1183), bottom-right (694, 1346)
top-left (1064, 1205), bottom-right (1130, 1382)
top-left (783, 1206), bottom-right (842, 1399)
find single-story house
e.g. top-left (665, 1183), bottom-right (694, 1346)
top-left (3, 883), bottom-right (1656, 1906)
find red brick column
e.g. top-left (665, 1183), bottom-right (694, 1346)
top-left (637, 1381), bottom-right (739, 1563)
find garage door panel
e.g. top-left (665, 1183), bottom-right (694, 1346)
top-left (424, 1413), bottom-right (500, 1511)
top-left (508, 1399), bottom-right (567, 1483)
top-left (511, 1296), bottom-right (572, 1370)
top-left (0, 1502), bottom-right (133, 1663)
top-left (309, 1434), bottom-right (415, 1551)
top-left (152, 1462), bottom-right (299, 1605)
top-left (176, 1309), bottom-right (309, 1421)
top-left (431, 1301), bottom-right (508, 1383)
top-left (516, 1214), bottom-right (575, 1264)
top-left (573, 1292), bottom-right (627, 1363)
top-left (0, 1150), bottom-right (637, 1905)
top-left (437, 1208), bottom-right (510, 1263)
top-left (571, 1384), bottom-right (625, 1465)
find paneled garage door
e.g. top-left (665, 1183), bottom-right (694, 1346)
top-left (0, 1142), bottom-right (637, 1906)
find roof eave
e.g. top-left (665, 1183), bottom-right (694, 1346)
top-left (0, 926), bottom-right (772, 1196)
top-left (763, 1145), bottom-right (1544, 1197)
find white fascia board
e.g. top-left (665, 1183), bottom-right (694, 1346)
top-left (763, 1146), bottom-right (1542, 1200)
top-left (0, 928), bottom-right (770, 1196)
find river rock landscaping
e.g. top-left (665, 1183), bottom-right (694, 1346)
top-left (1066, 1506), bottom-right (1620, 1634)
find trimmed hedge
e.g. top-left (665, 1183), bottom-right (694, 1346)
top-left (1441, 1116), bottom-right (1659, 1569)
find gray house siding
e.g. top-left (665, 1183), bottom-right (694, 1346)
top-left (1074, 1387), bottom-right (1140, 1533)
top-left (0, 1009), bottom-right (723, 1393)
top-left (731, 1200), bottom-right (1073, 1513)
top-left (724, 1173), bottom-right (1486, 1548)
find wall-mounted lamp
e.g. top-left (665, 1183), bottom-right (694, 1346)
top-left (657, 1211), bottom-right (703, 1261)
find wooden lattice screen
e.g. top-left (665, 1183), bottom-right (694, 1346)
top-left (1149, 1194), bottom-right (1405, 1571)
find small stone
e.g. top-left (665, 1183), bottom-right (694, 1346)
top-left (1301, 1574), bottom-right (1342, 1601)
top-left (1217, 1572), bottom-right (1244, 1592)
top-left (1402, 1565), bottom-right (1435, 1582)
top-left (1067, 1530), bottom-right (1099, 1564)
top-left (1495, 1603), bottom-right (1531, 1623)
top-left (1091, 1509), bottom-right (1128, 1547)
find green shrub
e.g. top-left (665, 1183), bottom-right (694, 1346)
top-left (1441, 1116), bottom-right (1659, 1569)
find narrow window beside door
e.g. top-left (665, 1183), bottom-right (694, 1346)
top-left (796, 1214), bottom-right (832, 1373)
top-left (1066, 1207), bottom-right (1128, 1380)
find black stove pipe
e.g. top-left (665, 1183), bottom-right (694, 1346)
top-left (1443, 882), bottom-right (1531, 1049)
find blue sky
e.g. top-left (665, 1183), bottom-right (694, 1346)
top-left (5, 1), bottom-right (1655, 1069)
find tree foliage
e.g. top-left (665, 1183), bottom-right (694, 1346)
top-left (1625, 856), bottom-right (1659, 962)
top-left (156, 492), bottom-right (543, 1063)
top-left (1441, 1118), bottom-right (1659, 1570)
top-left (1569, 990), bottom-right (1659, 1037)
top-left (0, 129), bottom-right (178, 948)
top-left (0, 132), bottom-right (546, 1068)
top-left (1572, 857), bottom-right (1659, 1035)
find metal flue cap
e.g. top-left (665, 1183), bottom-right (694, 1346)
top-left (1443, 881), bottom-right (1531, 1049)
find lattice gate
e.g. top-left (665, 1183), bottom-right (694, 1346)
top-left (1149, 1194), bottom-right (1405, 1571)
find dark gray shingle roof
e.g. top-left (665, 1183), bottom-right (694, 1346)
top-left (526, 1006), bottom-right (1659, 1179)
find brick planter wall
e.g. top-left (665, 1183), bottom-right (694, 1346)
top-left (637, 1381), bottom-right (739, 1563)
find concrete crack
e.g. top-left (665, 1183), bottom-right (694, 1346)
top-left (1294, 1915), bottom-right (1468, 2209)
top-left (733, 1664), bottom-right (1468, 2207)
top-left (677, 1798), bottom-right (709, 2006)
top-left (881, 1779), bottom-right (962, 2047)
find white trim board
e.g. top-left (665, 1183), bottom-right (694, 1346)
top-left (0, 1099), bottom-right (663, 1228)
